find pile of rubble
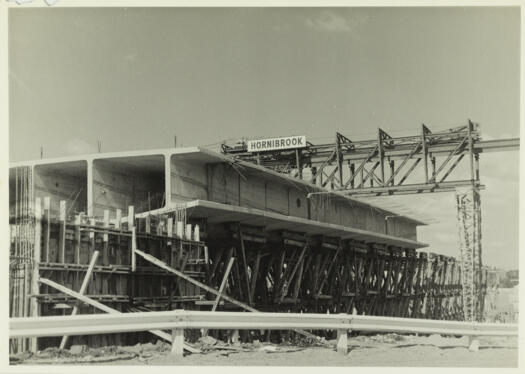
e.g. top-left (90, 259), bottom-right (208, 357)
top-left (10, 340), bottom-right (171, 365)
top-left (13, 332), bottom-right (502, 365)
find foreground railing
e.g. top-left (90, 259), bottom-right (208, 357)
top-left (10, 310), bottom-right (517, 358)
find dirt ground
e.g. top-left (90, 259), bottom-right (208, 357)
top-left (10, 333), bottom-right (518, 368)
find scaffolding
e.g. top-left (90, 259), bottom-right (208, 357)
top-left (456, 187), bottom-right (484, 321)
top-left (9, 166), bottom-right (35, 353)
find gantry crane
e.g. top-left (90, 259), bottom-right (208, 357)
top-left (221, 120), bottom-right (519, 321)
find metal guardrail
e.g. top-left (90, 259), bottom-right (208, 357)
top-left (10, 310), bottom-right (517, 357)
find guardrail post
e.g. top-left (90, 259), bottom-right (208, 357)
top-left (171, 328), bottom-right (184, 358)
top-left (231, 329), bottom-right (240, 344)
top-left (468, 335), bottom-right (479, 352)
top-left (336, 313), bottom-right (350, 355)
top-left (336, 329), bottom-right (348, 355)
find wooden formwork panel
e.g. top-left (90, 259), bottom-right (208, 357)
top-left (21, 201), bottom-right (208, 351)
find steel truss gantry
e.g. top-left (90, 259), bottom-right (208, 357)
top-left (221, 120), bottom-right (519, 321)
top-left (222, 120), bottom-right (518, 196)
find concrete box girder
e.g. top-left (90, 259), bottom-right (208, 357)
top-left (10, 147), bottom-right (425, 240)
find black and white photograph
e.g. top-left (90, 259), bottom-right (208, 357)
top-left (2, 1), bottom-right (522, 371)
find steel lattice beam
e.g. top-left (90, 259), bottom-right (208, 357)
top-left (222, 121), bottom-right (518, 197)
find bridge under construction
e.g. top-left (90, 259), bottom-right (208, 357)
top-left (8, 121), bottom-right (519, 353)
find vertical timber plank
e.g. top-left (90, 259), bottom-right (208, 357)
top-left (238, 231), bottom-right (252, 305)
top-left (74, 214), bottom-right (81, 264)
top-left (58, 200), bottom-right (66, 264)
top-left (30, 198), bottom-right (42, 353)
top-left (129, 207), bottom-right (136, 271)
top-left (103, 210), bottom-right (109, 266)
top-left (115, 209), bottom-right (122, 266)
top-left (89, 217), bottom-right (95, 259)
top-left (43, 197), bottom-right (51, 263)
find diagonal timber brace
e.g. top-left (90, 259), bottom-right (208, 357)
top-left (202, 257), bottom-right (236, 337)
top-left (38, 277), bottom-right (201, 353)
top-left (59, 251), bottom-right (99, 349)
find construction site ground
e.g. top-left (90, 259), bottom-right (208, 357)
top-left (10, 333), bottom-right (517, 367)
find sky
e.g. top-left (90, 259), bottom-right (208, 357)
top-left (8, 7), bottom-right (520, 269)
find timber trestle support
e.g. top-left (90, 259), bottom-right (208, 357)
top-left (9, 197), bottom-right (486, 353)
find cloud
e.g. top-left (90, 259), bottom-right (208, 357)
top-left (64, 138), bottom-right (98, 156)
top-left (305, 11), bottom-right (369, 35)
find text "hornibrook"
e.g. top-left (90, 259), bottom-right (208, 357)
top-left (247, 136), bottom-right (307, 152)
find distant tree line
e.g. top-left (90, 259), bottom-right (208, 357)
top-left (499, 270), bottom-right (519, 288)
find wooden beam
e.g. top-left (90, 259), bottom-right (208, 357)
top-left (167, 217), bottom-right (173, 237)
top-left (134, 249), bottom-right (320, 341)
top-left (208, 247), bottom-right (225, 284)
top-left (278, 244), bottom-right (309, 303)
top-left (58, 201), bottom-right (66, 263)
top-left (231, 247), bottom-right (245, 301)
top-left (238, 231), bottom-right (252, 305)
top-left (38, 277), bottom-right (115, 311)
top-left (127, 206), bottom-right (135, 230)
top-left (43, 197), bottom-right (51, 263)
top-left (89, 217), bottom-right (95, 259)
top-left (250, 250), bottom-right (261, 302)
top-left (211, 257), bottom-right (235, 312)
top-left (292, 256), bottom-right (304, 301)
top-left (59, 251), bottom-right (100, 349)
top-left (131, 227), bottom-right (137, 272)
top-left (203, 257), bottom-right (235, 337)
top-left (115, 209), bottom-right (122, 229)
top-left (135, 249), bottom-right (257, 313)
top-left (103, 210), bottom-right (110, 266)
top-left (38, 277), bottom-right (200, 353)
top-left (316, 247), bottom-right (341, 297)
top-left (30, 198), bottom-right (42, 353)
top-left (74, 214), bottom-right (81, 264)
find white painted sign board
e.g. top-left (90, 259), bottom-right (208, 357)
top-left (247, 135), bottom-right (307, 152)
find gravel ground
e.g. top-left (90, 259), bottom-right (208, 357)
top-left (11, 334), bottom-right (518, 368)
